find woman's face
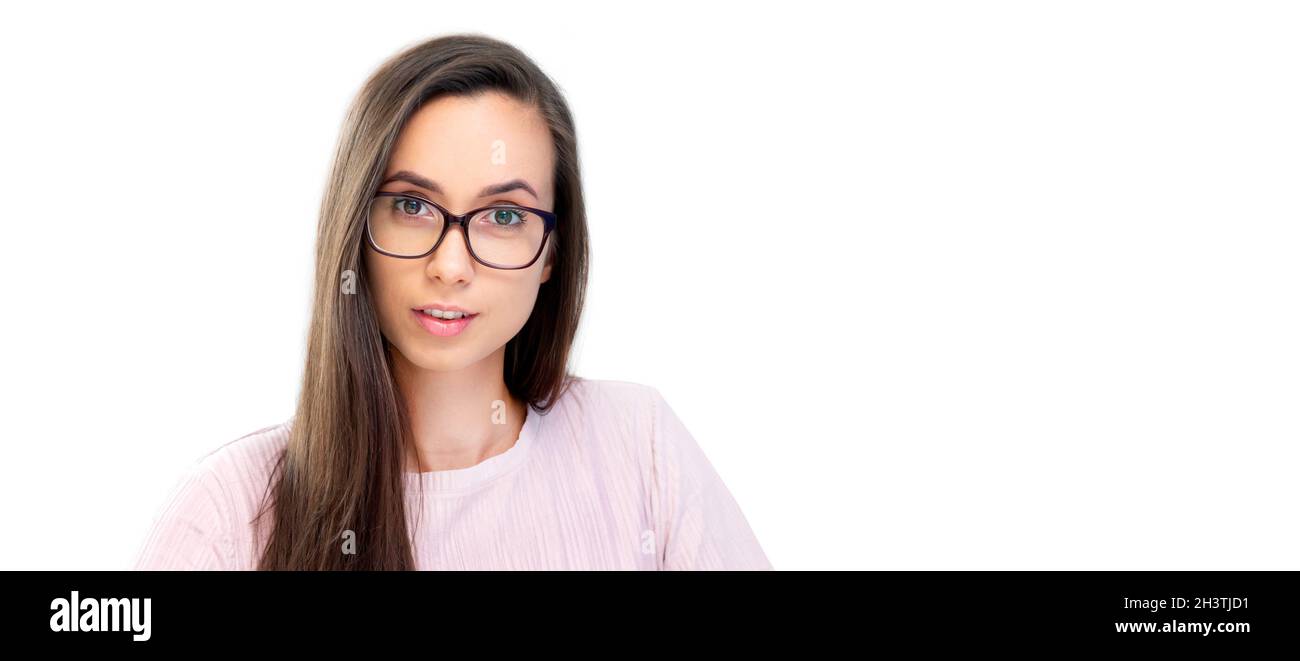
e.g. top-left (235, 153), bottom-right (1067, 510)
top-left (364, 91), bottom-right (555, 373)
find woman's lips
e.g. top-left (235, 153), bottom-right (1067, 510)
top-left (413, 309), bottom-right (477, 337)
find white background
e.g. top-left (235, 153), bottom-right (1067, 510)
top-left (0, 1), bottom-right (1296, 570)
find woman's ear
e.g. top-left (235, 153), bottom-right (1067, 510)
top-left (540, 243), bottom-right (554, 283)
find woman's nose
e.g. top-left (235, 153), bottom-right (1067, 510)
top-left (425, 224), bottom-right (475, 284)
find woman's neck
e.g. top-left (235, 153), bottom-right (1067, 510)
top-left (391, 346), bottom-right (527, 473)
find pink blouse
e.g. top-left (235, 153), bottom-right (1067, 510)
top-left (133, 378), bottom-right (771, 570)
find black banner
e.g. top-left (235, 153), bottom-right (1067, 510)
top-left (1, 570), bottom-right (1289, 650)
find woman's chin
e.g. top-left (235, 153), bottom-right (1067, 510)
top-left (395, 343), bottom-right (488, 374)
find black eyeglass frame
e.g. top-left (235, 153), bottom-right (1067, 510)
top-left (364, 191), bottom-right (558, 270)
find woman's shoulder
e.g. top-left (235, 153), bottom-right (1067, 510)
top-left (133, 420), bottom-right (291, 570)
top-left (542, 376), bottom-right (683, 455)
top-left (196, 420), bottom-right (293, 485)
top-left (548, 376), bottom-right (667, 430)
top-left (556, 374), bottom-right (665, 411)
top-left (195, 421), bottom-right (294, 518)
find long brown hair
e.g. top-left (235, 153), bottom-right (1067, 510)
top-left (254, 34), bottom-right (589, 570)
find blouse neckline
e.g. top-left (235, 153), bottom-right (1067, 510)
top-left (402, 403), bottom-right (540, 494)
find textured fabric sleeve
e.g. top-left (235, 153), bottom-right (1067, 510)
top-left (649, 387), bottom-right (772, 570)
top-left (132, 458), bottom-right (235, 570)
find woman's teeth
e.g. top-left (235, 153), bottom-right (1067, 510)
top-left (422, 309), bottom-right (470, 320)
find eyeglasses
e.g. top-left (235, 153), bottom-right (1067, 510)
top-left (365, 192), bottom-right (557, 269)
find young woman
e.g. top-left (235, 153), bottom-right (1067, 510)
top-left (134, 34), bottom-right (770, 570)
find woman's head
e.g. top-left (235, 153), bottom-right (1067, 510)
top-left (257, 34), bottom-right (587, 570)
top-left (328, 33), bottom-right (588, 404)
top-left (365, 91), bottom-right (556, 377)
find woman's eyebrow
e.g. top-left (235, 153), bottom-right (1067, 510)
top-left (382, 170), bottom-right (538, 200)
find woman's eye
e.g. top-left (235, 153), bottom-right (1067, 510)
top-left (490, 208), bottom-right (525, 225)
top-left (396, 198), bottom-right (426, 216)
